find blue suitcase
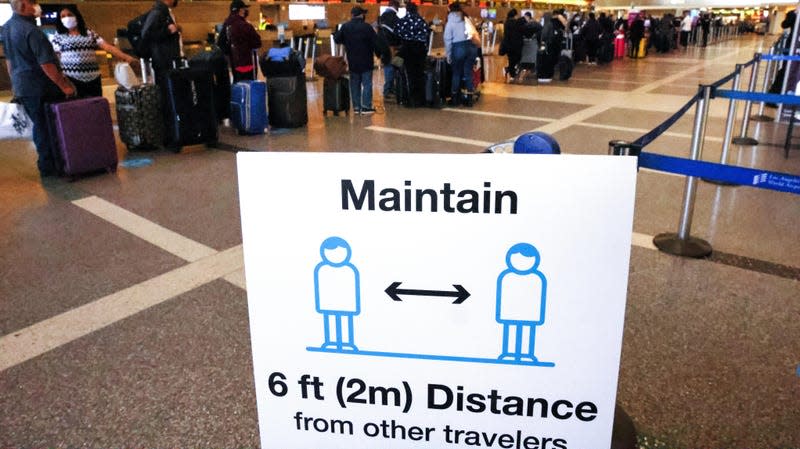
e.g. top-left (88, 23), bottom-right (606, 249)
top-left (231, 80), bottom-right (267, 135)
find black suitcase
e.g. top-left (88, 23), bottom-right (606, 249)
top-left (425, 56), bottom-right (447, 107)
top-left (189, 47), bottom-right (231, 121)
top-left (267, 74), bottom-right (308, 128)
top-left (163, 66), bottom-right (218, 148)
top-left (323, 77), bottom-right (350, 116)
top-left (394, 67), bottom-right (410, 106)
top-left (115, 84), bottom-right (164, 150)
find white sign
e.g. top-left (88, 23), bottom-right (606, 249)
top-left (288, 4), bottom-right (326, 21)
top-left (238, 152), bottom-right (637, 449)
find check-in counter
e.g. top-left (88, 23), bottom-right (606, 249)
top-left (258, 29), bottom-right (294, 50)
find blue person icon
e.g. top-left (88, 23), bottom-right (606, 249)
top-left (496, 243), bottom-right (547, 363)
top-left (314, 237), bottom-right (361, 351)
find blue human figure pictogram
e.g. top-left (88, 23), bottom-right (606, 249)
top-left (314, 236), bottom-right (360, 351)
top-left (496, 243), bottom-right (547, 363)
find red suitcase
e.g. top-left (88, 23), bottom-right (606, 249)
top-left (49, 97), bottom-right (117, 177)
top-left (614, 35), bottom-right (625, 59)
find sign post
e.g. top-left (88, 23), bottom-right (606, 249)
top-left (237, 152), bottom-right (638, 449)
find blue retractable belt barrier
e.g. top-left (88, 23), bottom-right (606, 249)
top-left (759, 54), bottom-right (800, 62)
top-left (638, 152), bottom-right (800, 195)
top-left (714, 89), bottom-right (800, 106)
top-left (632, 92), bottom-right (700, 148)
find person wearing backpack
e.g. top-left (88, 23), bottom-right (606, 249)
top-left (141, 0), bottom-right (182, 82)
top-left (377, 0), bottom-right (400, 99)
top-left (218, 0), bottom-right (261, 82)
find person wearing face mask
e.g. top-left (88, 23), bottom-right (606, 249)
top-left (2, 0), bottom-right (75, 178)
top-left (141, 0), bottom-right (182, 82)
top-left (218, 0), bottom-right (261, 82)
top-left (51, 5), bottom-right (137, 98)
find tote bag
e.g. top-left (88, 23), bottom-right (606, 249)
top-left (0, 101), bottom-right (33, 140)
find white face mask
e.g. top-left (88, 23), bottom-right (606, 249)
top-left (61, 16), bottom-right (77, 29)
top-left (32, 4), bottom-right (42, 17)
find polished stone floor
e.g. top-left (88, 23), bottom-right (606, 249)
top-left (1, 35), bottom-right (798, 449)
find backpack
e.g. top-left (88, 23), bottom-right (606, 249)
top-left (216, 24), bottom-right (231, 55)
top-left (126, 11), bottom-right (152, 58)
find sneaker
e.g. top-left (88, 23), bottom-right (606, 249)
top-left (361, 107), bottom-right (376, 115)
top-left (537, 78), bottom-right (552, 83)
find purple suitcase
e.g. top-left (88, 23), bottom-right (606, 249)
top-left (48, 97), bottom-right (118, 177)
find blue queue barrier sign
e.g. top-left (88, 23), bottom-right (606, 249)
top-left (237, 152), bottom-right (638, 449)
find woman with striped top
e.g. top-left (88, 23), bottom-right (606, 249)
top-left (52, 5), bottom-right (137, 98)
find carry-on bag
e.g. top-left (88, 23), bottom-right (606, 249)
top-left (637, 38), bottom-right (647, 58)
top-left (394, 66), bottom-right (410, 106)
top-left (48, 97), bottom-right (117, 177)
top-left (115, 84), bottom-right (164, 150)
top-left (230, 52), bottom-right (267, 135)
top-left (163, 60), bottom-right (219, 148)
top-left (260, 47), bottom-right (305, 78)
top-left (267, 73), bottom-right (308, 128)
top-left (424, 56), bottom-right (444, 108)
top-left (189, 46), bottom-right (231, 121)
top-left (323, 77), bottom-right (350, 116)
top-left (519, 38), bottom-right (538, 70)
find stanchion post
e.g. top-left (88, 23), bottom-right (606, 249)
top-left (732, 53), bottom-right (761, 145)
top-left (752, 50), bottom-right (775, 121)
top-left (704, 67), bottom-right (741, 186)
top-left (653, 85), bottom-right (713, 258)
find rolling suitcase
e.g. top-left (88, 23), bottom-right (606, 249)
top-left (637, 38), bottom-right (647, 58)
top-left (189, 47), bottom-right (231, 121)
top-left (230, 80), bottom-right (267, 135)
top-left (322, 77), bottom-right (350, 116)
top-left (394, 67), bottom-right (410, 106)
top-left (163, 62), bottom-right (218, 148)
top-left (424, 56), bottom-right (444, 108)
top-left (115, 84), bottom-right (164, 150)
top-left (48, 97), bottom-right (117, 177)
top-left (230, 52), bottom-right (267, 135)
top-left (614, 35), bottom-right (625, 59)
top-left (267, 73), bottom-right (308, 128)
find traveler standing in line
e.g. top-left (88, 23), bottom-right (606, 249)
top-left (536, 12), bottom-right (561, 83)
top-left (219, 0), bottom-right (261, 82)
top-left (501, 9), bottom-right (525, 79)
top-left (141, 0), bottom-right (182, 83)
top-left (334, 7), bottom-right (377, 114)
top-left (2, 0), bottom-right (75, 178)
top-left (680, 11), bottom-right (692, 48)
top-left (700, 13), bottom-right (711, 47)
top-left (377, 0), bottom-right (401, 99)
top-left (52, 5), bottom-right (138, 98)
top-left (395, 2), bottom-right (429, 107)
top-left (628, 14), bottom-right (645, 57)
top-left (444, 2), bottom-right (477, 106)
top-left (581, 12), bottom-right (601, 65)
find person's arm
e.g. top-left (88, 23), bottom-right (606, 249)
top-left (40, 62), bottom-right (75, 96)
top-left (246, 23), bottom-right (262, 49)
top-left (98, 40), bottom-right (137, 64)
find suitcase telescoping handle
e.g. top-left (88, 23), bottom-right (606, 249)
top-left (171, 58), bottom-right (190, 70)
top-left (252, 49), bottom-right (259, 79)
top-left (139, 58), bottom-right (155, 84)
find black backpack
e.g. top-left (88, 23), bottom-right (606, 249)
top-left (126, 11), bottom-right (152, 58)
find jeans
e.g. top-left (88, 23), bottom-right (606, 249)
top-left (451, 40), bottom-right (477, 95)
top-left (19, 95), bottom-right (60, 176)
top-left (383, 64), bottom-right (395, 96)
top-left (349, 70), bottom-right (373, 111)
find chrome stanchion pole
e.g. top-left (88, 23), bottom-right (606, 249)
top-left (752, 49), bottom-right (775, 121)
top-left (654, 85), bottom-right (713, 258)
top-left (732, 53), bottom-right (761, 145)
top-left (704, 66), bottom-right (741, 186)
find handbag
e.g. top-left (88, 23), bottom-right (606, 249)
top-left (0, 100), bottom-right (33, 140)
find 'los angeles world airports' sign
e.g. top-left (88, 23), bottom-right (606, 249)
top-left (237, 152), bottom-right (638, 449)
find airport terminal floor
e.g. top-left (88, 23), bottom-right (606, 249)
top-left (1, 33), bottom-right (799, 448)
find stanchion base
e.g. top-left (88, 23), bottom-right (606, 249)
top-left (653, 233), bottom-right (712, 258)
top-left (732, 137), bottom-right (759, 145)
top-left (702, 178), bottom-right (739, 187)
top-left (750, 114), bottom-right (774, 122)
